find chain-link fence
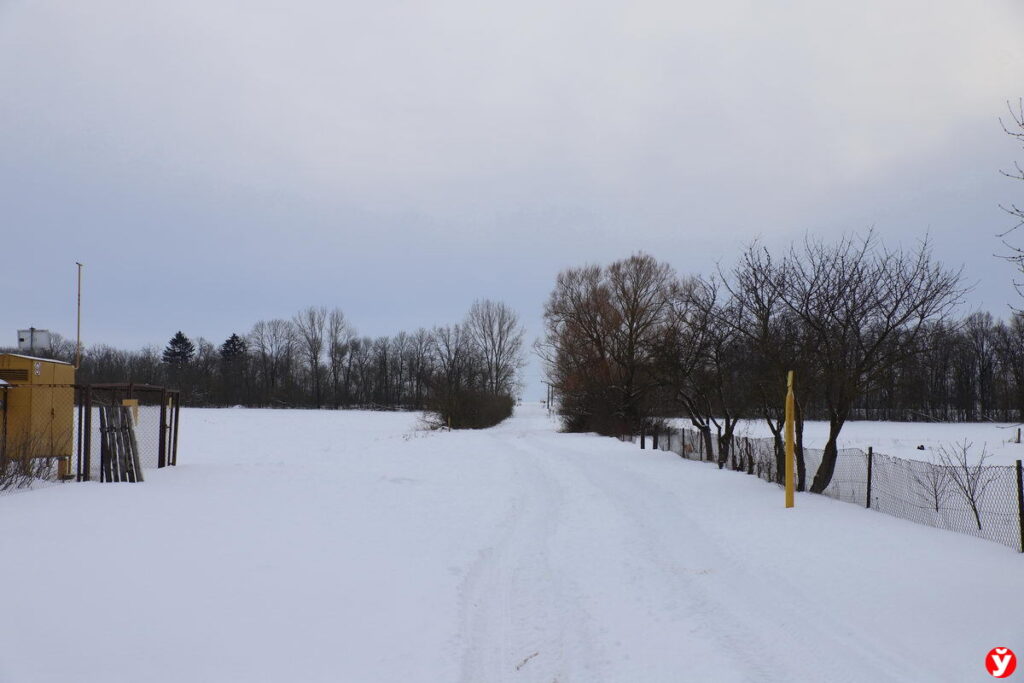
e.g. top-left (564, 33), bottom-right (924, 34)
top-left (81, 384), bottom-right (181, 482)
top-left (0, 382), bottom-right (77, 491)
top-left (635, 424), bottom-right (1024, 552)
top-left (0, 383), bottom-right (180, 492)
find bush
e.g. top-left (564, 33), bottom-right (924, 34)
top-left (0, 433), bottom-right (59, 491)
top-left (559, 391), bottom-right (630, 436)
top-left (426, 389), bottom-right (515, 430)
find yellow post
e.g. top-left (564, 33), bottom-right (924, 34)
top-left (785, 370), bottom-right (795, 508)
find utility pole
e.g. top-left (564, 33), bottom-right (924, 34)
top-left (75, 262), bottom-right (83, 370)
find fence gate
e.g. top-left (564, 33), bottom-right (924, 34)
top-left (78, 384), bottom-right (181, 483)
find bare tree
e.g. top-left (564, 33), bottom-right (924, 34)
top-left (293, 306), bottom-right (327, 408)
top-left (326, 308), bottom-right (352, 408)
top-left (538, 263), bottom-right (617, 431)
top-left (540, 254), bottom-right (674, 434)
top-left (350, 336), bottom-right (374, 405)
top-left (705, 289), bottom-right (759, 469)
top-left (657, 276), bottom-right (717, 458)
top-left (428, 323), bottom-right (472, 426)
top-left (248, 319), bottom-right (296, 406)
top-left (372, 336), bottom-right (391, 405)
top-left (993, 314), bottom-right (1024, 417)
top-left (721, 243), bottom-right (812, 487)
top-left (775, 232), bottom-right (964, 493)
top-left (192, 337), bottom-right (217, 403)
top-left (604, 254), bottom-right (675, 427)
top-left (248, 321), bottom-right (273, 406)
top-left (466, 299), bottom-right (526, 397)
top-left (937, 440), bottom-right (999, 531)
top-left (431, 324), bottom-right (472, 390)
top-left (391, 331), bottom-right (409, 406)
top-left (910, 460), bottom-right (952, 514)
top-left (407, 328), bottom-right (434, 407)
top-left (44, 332), bottom-right (77, 363)
top-left (999, 99), bottom-right (1024, 298)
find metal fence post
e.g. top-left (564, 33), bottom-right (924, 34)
top-left (171, 392), bottom-right (180, 466)
top-left (158, 389), bottom-right (168, 468)
top-left (866, 447), bottom-right (873, 509)
top-left (82, 385), bottom-right (92, 482)
top-left (1016, 459), bottom-right (1024, 553)
top-left (75, 388), bottom-right (82, 481)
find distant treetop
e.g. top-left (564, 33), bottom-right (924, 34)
top-left (163, 331), bottom-right (195, 365)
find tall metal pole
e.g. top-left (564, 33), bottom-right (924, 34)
top-left (75, 262), bottom-right (83, 370)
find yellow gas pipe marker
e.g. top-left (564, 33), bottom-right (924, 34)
top-left (785, 370), bottom-right (795, 508)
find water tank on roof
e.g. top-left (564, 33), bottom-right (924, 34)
top-left (17, 328), bottom-right (51, 353)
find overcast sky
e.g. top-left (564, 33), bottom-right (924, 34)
top-left (2, 1), bottom-right (1024, 395)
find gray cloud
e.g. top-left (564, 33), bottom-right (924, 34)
top-left (1, 0), bottom-right (1023, 394)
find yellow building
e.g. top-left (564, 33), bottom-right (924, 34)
top-left (0, 354), bottom-right (75, 478)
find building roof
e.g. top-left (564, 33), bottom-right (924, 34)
top-left (0, 353), bottom-right (72, 366)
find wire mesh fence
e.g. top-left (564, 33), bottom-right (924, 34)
top-left (0, 383), bottom-right (77, 492)
top-left (82, 384), bottom-right (181, 481)
top-left (0, 383), bottom-right (180, 494)
top-left (635, 423), bottom-right (1024, 552)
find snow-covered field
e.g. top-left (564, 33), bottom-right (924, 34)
top-left (0, 404), bottom-right (1020, 682)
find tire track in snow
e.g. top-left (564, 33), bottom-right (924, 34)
top-left (542, 436), bottom-right (924, 682)
top-left (456, 433), bottom-right (602, 683)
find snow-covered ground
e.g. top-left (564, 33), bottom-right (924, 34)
top-left (0, 404), bottom-right (1020, 682)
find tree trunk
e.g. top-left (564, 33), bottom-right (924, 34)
top-left (772, 432), bottom-right (784, 481)
top-left (795, 399), bottom-right (807, 492)
top-left (715, 424), bottom-right (727, 469)
top-left (810, 415), bottom-right (845, 494)
top-left (769, 430), bottom-right (783, 482)
top-left (718, 418), bottom-right (737, 470)
top-left (698, 425), bottom-right (714, 462)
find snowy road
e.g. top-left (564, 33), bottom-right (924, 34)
top-left (457, 414), bottom-right (924, 682)
top-left (0, 404), bottom-right (1020, 682)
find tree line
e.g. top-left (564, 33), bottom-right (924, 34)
top-left (539, 98), bottom-right (1024, 494)
top-left (535, 232), bottom-right (1024, 494)
top-left (6, 300), bottom-right (525, 429)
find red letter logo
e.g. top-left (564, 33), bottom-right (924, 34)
top-left (987, 647), bottom-right (1017, 678)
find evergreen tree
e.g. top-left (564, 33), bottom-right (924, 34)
top-left (162, 331), bottom-right (195, 365)
top-left (220, 333), bottom-right (247, 361)
top-left (218, 332), bottom-right (248, 406)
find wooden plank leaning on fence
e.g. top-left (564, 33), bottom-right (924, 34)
top-left (124, 405), bottom-right (143, 482)
top-left (98, 405), bottom-right (112, 482)
top-left (98, 405), bottom-right (144, 483)
top-left (110, 406), bottom-right (126, 481)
